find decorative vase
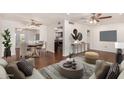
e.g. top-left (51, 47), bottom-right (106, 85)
top-left (72, 65), bottom-right (76, 69)
top-left (116, 49), bottom-right (123, 64)
top-left (74, 40), bottom-right (78, 44)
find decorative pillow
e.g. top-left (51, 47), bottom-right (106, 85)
top-left (0, 58), bottom-right (8, 68)
top-left (106, 63), bottom-right (120, 79)
top-left (95, 60), bottom-right (110, 79)
top-left (119, 60), bottom-right (124, 72)
top-left (17, 60), bottom-right (33, 76)
top-left (96, 60), bottom-right (103, 69)
top-left (6, 63), bottom-right (25, 79)
top-left (0, 65), bottom-right (9, 79)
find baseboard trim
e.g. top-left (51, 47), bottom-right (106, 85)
top-left (89, 49), bottom-right (116, 54)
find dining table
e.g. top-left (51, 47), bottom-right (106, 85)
top-left (27, 43), bottom-right (43, 58)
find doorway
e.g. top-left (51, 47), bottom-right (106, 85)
top-left (54, 23), bottom-right (63, 57)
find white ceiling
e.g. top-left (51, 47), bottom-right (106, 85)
top-left (0, 13), bottom-right (124, 26)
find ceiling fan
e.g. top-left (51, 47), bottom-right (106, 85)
top-left (90, 13), bottom-right (112, 23)
top-left (30, 19), bottom-right (42, 27)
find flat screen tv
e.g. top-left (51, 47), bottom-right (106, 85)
top-left (100, 30), bottom-right (117, 42)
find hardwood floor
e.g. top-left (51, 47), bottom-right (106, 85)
top-left (33, 49), bottom-right (117, 69)
top-left (7, 48), bottom-right (117, 69)
top-left (15, 48), bottom-right (64, 69)
top-left (89, 50), bottom-right (116, 63)
top-left (35, 51), bottom-right (64, 69)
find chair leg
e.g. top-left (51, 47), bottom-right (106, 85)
top-left (37, 49), bottom-right (41, 56)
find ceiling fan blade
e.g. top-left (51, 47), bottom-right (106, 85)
top-left (98, 16), bottom-right (112, 19)
top-left (96, 19), bottom-right (100, 22)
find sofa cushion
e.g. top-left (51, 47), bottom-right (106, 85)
top-left (119, 60), bottom-right (124, 72)
top-left (95, 60), bottom-right (110, 79)
top-left (117, 70), bottom-right (124, 79)
top-left (89, 73), bottom-right (96, 79)
top-left (96, 60), bottom-right (113, 66)
top-left (26, 68), bottom-right (45, 79)
top-left (6, 63), bottom-right (25, 79)
top-left (0, 65), bottom-right (9, 79)
top-left (0, 58), bottom-right (8, 68)
top-left (106, 63), bottom-right (120, 79)
top-left (17, 60), bottom-right (33, 76)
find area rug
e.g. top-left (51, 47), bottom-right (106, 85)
top-left (39, 57), bottom-right (95, 79)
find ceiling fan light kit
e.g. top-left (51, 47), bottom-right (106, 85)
top-left (89, 19), bottom-right (97, 24)
top-left (89, 13), bottom-right (112, 24)
top-left (89, 20), bottom-right (93, 24)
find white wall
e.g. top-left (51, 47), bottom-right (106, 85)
top-left (47, 25), bottom-right (56, 53)
top-left (39, 25), bottom-right (47, 42)
top-left (16, 29), bottom-right (38, 48)
top-left (0, 20), bottom-right (24, 57)
top-left (63, 20), bottom-right (89, 56)
top-left (0, 19), bottom-right (48, 58)
top-left (90, 23), bottom-right (124, 53)
top-left (16, 25), bottom-right (47, 48)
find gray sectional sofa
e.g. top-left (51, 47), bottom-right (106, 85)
top-left (0, 58), bottom-right (45, 79)
top-left (89, 60), bottom-right (124, 79)
top-left (1, 57), bottom-right (124, 79)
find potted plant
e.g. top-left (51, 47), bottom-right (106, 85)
top-left (2, 29), bottom-right (12, 58)
top-left (71, 29), bottom-right (83, 43)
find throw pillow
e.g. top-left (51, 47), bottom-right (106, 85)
top-left (17, 60), bottom-right (33, 76)
top-left (0, 65), bottom-right (9, 79)
top-left (0, 58), bottom-right (8, 68)
top-left (95, 60), bottom-right (110, 79)
top-left (6, 63), bottom-right (25, 79)
top-left (106, 63), bottom-right (120, 79)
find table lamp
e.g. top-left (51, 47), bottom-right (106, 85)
top-left (115, 42), bottom-right (124, 64)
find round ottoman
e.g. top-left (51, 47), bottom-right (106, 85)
top-left (85, 52), bottom-right (99, 64)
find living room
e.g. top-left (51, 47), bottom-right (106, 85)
top-left (1, 0), bottom-right (124, 93)
top-left (0, 13), bottom-right (124, 79)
